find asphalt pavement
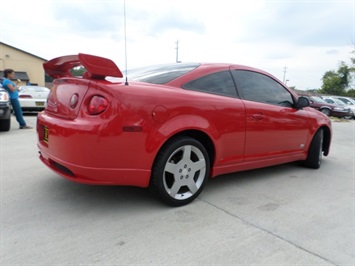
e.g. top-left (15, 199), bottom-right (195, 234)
top-left (1, 114), bottom-right (354, 266)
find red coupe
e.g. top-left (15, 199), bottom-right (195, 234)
top-left (37, 53), bottom-right (332, 206)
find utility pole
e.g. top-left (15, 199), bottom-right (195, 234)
top-left (175, 40), bottom-right (181, 63)
top-left (283, 66), bottom-right (287, 83)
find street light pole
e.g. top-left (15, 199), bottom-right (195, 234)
top-left (282, 66), bottom-right (287, 83)
top-left (175, 40), bottom-right (181, 63)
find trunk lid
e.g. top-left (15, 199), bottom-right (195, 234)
top-left (43, 53), bottom-right (124, 119)
top-left (46, 78), bottom-right (91, 119)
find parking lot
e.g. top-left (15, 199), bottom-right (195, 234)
top-left (1, 114), bottom-right (354, 265)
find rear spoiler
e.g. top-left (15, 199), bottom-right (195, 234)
top-left (43, 53), bottom-right (123, 79)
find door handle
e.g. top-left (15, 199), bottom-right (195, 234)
top-left (252, 113), bottom-right (265, 120)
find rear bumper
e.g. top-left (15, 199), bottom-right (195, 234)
top-left (36, 111), bottom-right (155, 188)
top-left (332, 110), bottom-right (353, 118)
top-left (19, 99), bottom-right (46, 111)
top-left (38, 148), bottom-right (151, 187)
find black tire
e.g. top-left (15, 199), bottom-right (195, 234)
top-left (150, 136), bottom-right (210, 207)
top-left (0, 118), bottom-right (11, 132)
top-left (320, 109), bottom-right (331, 116)
top-left (302, 129), bottom-right (323, 169)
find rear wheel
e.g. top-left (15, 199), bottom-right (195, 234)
top-left (302, 129), bottom-right (323, 169)
top-left (151, 136), bottom-right (210, 206)
top-left (343, 115), bottom-right (352, 119)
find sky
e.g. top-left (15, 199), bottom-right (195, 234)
top-left (0, 0), bottom-right (354, 90)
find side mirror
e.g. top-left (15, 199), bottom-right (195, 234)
top-left (296, 96), bottom-right (310, 109)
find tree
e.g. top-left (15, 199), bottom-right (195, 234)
top-left (70, 66), bottom-right (86, 76)
top-left (320, 61), bottom-right (351, 95)
top-left (349, 49), bottom-right (355, 93)
top-left (347, 89), bottom-right (355, 97)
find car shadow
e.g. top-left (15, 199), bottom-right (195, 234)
top-left (40, 159), bottom-right (329, 210)
top-left (42, 175), bottom-right (167, 210)
top-left (23, 111), bottom-right (40, 116)
top-left (200, 161), bottom-right (317, 195)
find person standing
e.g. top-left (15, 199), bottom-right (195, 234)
top-left (2, 69), bottom-right (32, 129)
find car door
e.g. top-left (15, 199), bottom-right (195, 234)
top-left (231, 69), bottom-right (310, 162)
top-left (182, 71), bottom-right (247, 166)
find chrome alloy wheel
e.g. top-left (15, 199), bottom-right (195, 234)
top-left (163, 144), bottom-right (207, 200)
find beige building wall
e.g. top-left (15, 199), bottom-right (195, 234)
top-left (0, 42), bottom-right (47, 87)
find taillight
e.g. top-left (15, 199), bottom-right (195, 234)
top-left (19, 95), bottom-right (32, 98)
top-left (88, 95), bottom-right (108, 115)
top-left (0, 92), bottom-right (9, 101)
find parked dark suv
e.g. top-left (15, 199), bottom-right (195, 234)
top-left (0, 85), bottom-right (11, 131)
top-left (300, 95), bottom-right (352, 118)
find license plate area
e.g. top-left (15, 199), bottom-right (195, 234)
top-left (36, 102), bottom-right (45, 107)
top-left (43, 126), bottom-right (49, 143)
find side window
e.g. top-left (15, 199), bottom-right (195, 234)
top-left (232, 70), bottom-right (294, 107)
top-left (182, 71), bottom-right (237, 97)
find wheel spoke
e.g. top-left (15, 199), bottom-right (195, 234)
top-left (169, 180), bottom-right (182, 197)
top-left (164, 161), bottom-right (176, 174)
top-left (191, 159), bottom-right (206, 173)
top-left (186, 179), bottom-right (198, 194)
top-left (182, 145), bottom-right (192, 161)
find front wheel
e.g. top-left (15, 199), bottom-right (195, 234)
top-left (150, 136), bottom-right (210, 206)
top-left (320, 108), bottom-right (331, 116)
top-left (0, 118), bottom-right (11, 131)
top-left (302, 129), bottom-right (323, 169)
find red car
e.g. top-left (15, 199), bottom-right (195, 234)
top-left (37, 53), bottom-right (332, 206)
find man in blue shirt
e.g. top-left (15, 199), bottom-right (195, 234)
top-left (2, 69), bottom-right (32, 129)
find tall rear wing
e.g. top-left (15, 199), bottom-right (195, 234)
top-left (43, 53), bottom-right (123, 79)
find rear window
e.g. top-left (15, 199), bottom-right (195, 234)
top-left (19, 86), bottom-right (50, 93)
top-left (128, 63), bottom-right (200, 84)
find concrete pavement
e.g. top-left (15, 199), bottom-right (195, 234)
top-left (1, 115), bottom-right (354, 265)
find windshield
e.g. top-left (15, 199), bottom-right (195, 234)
top-left (338, 97), bottom-right (355, 105)
top-left (127, 63), bottom-right (200, 84)
top-left (312, 96), bottom-right (327, 103)
top-left (330, 98), bottom-right (346, 106)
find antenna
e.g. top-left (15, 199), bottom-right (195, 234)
top-left (123, 0), bottom-right (129, 85)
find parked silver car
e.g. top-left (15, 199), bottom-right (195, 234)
top-left (334, 96), bottom-right (355, 119)
top-left (321, 96), bottom-right (353, 119)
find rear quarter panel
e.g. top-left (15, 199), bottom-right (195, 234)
top-left (115, 83), bottom-right (247, 169)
